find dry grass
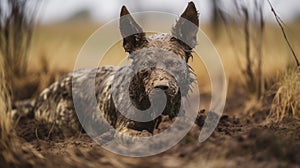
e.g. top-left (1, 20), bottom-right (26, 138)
top-left (0, 58), bottom-right (13, 166)
top-left (0, 0), bottom-right (42, 102)
top-left (0, 57), bottom-right (40, 167)
top-left (268, 68), bottom-right (300, 122)
top-left (0, 47), bottom-right (45, 166)
top-left (0, 0), bottom-right (40, 78)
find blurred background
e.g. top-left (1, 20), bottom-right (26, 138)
top-left (23, 0), bottom-right (299, 66)
top-left (40, 0), bottom-right (300, 24)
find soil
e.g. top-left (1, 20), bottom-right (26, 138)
top-left (13, 88), bottom-right (300, 168)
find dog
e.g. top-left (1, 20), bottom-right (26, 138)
top-left (14, 2), bottom-right (199, 137)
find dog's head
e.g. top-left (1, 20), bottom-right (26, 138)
top-left (118, 2), bottom-right (199, 121)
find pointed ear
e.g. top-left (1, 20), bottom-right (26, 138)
top-left (120, 6), bottom-right (148, 53)
top-left (172, 2), bottom-right (199, 50)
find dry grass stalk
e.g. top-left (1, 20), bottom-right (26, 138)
top-left (254, 0), bottom-right (265, 99)
top-left (267, 0), bottom-right (299, 67)
top-left (0, 0), bottom-right (40, 80)
top-left (241, 6), bottom-right (255, 93)
top-left (0, 54), bottom-right (45, 168)
top-left (268, 68), bottom-right (300, 122)
top-left (0, 56), bottom-right (14, 166)
top-left (232, 0), bottom-right (265, 98)
top-left (214, 0), bottom-right (266, 99)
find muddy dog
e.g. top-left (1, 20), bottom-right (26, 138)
top-left (14, 2), bottom-right (199, 137)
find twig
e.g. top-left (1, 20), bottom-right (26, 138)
top-left (242, 6), bottom-right (255, 92)
top-left (255, 0), bottom-right (265, 99)
top-left (217, 8), bottom-right (243, 71)
top-left (267, 0), bottom-right (300, 67)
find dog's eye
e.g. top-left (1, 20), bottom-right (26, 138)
top-left (149, 62), bottom-right (156, 68)
top-left (167, 61), bottom-right (180, 68)
top-left (141, 62), bottom-right (148, 68)
top-left (142, 62), bottom-right (155, 68)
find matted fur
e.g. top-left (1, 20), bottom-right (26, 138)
top-left (14, 2), bottom-right (199, 135)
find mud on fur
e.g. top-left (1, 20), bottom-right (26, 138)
top-left (13, 2), bottom-right (199, 138)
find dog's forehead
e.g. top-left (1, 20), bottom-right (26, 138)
top-left (147, 33), bottom-right (171, 41)
top-left (145, 33), bottom-right (186, 60)
top-left (132, 48), bottom-right (182, 63)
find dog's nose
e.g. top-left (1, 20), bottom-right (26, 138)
top-left (154, 85), bottom-right (169, 90)
top-left (153, 80), bottom-right (169, 90)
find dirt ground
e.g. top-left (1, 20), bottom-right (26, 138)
top-left (12, 84), bottom-right (300, 168)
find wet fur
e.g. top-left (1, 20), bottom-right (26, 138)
top-left (14, 2), bottom-right (199, 135)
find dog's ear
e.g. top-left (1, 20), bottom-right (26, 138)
top-left (120, 6), bottom-right (148, 53)
top-left (172, 2), bottom-right (199, 50)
